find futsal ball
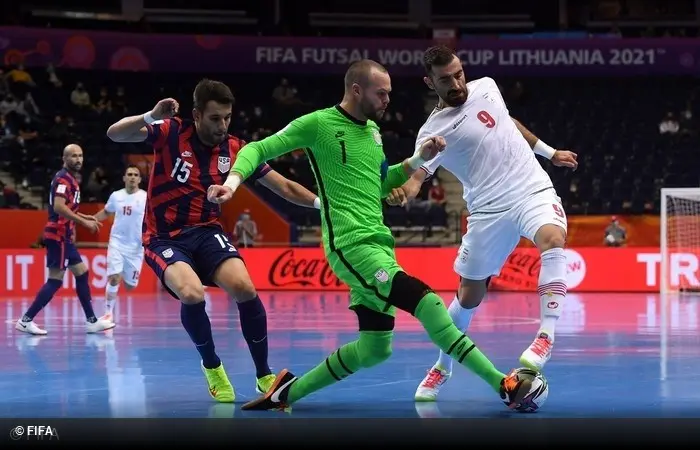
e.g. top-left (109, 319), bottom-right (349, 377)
top-left (506, 367), bottom-right (549, 413)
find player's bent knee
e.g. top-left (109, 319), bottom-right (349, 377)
top-left (177, 284), bottom-right (206, 305)
top-left (47, 268), bottom-right (65, 280)
top-left (357, 332), bottom-right (393, 368)
top-left (108, 275), bottom-right (121, 286)
top-left (354, 305), bottom-right (395, 332)
top-left (69, 262), bottom-right (88, 277)
top-left (164, 262), bottom-right (205, 304)
top-left (212, 258), bottom-right (257, 300)
top-left (386, 271), bottom-right (434, 316)
top-left (535, 224), bottom-right (567, 252)
top-left (457, 278), bottom-right (488, 309)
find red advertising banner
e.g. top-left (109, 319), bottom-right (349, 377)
top-left (235, 246), bottom-right (688, 293)
top-left (0, 249), bottom-right (158, 296)
top-left (0, 247), bottom-right (695, 295)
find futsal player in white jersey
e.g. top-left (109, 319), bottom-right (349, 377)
top-left (387, 46), bottom-right (579, 402)
top-left (94, 165), bottom-right (147, 322)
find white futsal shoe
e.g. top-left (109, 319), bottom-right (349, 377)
top-left (15, 319), bottom-right (48, 335)
top-left (86, 317), bottom-right (116, 334)
top-left (519, 332), bottom-right (554, 372)
top-left (414, 365), bottom-right (451, 402)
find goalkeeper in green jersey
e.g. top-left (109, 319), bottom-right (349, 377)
top-left (207, 59), bottom-right (532, 411)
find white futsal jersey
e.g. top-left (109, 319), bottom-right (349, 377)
top-left (417, 77), bottom-right (553, 214)
top-left (104, 189), bottom-right (147, 252)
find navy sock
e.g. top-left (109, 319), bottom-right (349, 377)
top-left (237, 296), bottom-right (271, 378)
top-left (75, 273), bottom-right (97, 323)
top-left (181, 302), bottom-right (221, 369)
top-left (23, 279), bottom-right (63, 321)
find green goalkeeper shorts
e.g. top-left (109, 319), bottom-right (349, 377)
top-left (327, 242), bottom-right (404, 317)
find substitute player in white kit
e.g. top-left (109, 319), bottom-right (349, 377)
top-left (387, 46), bottom-right (579, 402)
top-left (94, 165), bottom-right (147, 322)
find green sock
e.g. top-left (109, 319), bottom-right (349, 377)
top-left (414, 292), bottom-right (505, 392)
top-left (287, 330), bottom-right (393, 404)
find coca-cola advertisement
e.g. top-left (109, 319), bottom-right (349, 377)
top-left (266, 248), bottom-right (344, 289)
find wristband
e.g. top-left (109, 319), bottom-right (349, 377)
top-left (313, 197), bottom-right (321, 209)
top-left (223, 174), bottom-right (242, 192)
top-left (407, 154), bottom-right (426, 170)
top-left (143, 111), bottom-right (157, 125)
top-left (533, 140), bottom-right (556, 159)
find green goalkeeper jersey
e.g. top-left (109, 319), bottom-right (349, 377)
top-left (231, 105), bottom-right (409, 253)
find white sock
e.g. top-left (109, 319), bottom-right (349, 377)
top-left (105, 283), bottom-right (119, 314)
top-left (537, 247), bottom-right (567, 340)
top-left (435, 296), bottom-right (477, 372)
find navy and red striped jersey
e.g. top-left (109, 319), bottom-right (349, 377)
top-left (143, 118), bottom-right (271, 244)
top-left (44, 168), bottom-right (81, 242)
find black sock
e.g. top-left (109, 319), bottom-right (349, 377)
top-left (181, 302), bottom-right (220, 369)
top-left (75, 272), bottom-right (97, 323)
top-left (237, 296), bottom-right (271, 378)
top-left (23, 279), bottom-right (62, 321)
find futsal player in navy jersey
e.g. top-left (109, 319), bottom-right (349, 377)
top-left (16, 144), bottom-right (116, 335)
top-left (106, 79), bottom-right (320, 402)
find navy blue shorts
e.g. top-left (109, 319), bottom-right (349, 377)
top-left (45, 239), bottom-right (82, 270)
top-left (144, 225), bottom-right (242, 300)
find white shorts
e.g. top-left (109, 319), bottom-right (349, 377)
top-left (106, 244), bottom-right (145, 287)
top-left (454, 189), bottom-right (568, 280)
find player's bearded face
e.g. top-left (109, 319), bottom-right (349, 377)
top-left (360, 72), bottom-right (391, 121)
top-left (195, 101), bottom-right (232, 146)
top-left (429, 56), bottom-right (468, 107)
top-left (65, 152), bottom-right (83, 172)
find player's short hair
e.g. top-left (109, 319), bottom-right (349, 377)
top-left (124, 164), bottom-right (141, 175)
top-left (344, 59), bottom-right (388, 89)
top-left (423, 45), bottom-right (458, 76)
top-left (193, 79), bottom-right (235, 112)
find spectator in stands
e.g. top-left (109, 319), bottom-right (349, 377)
top-left (0, 114), bottom-right (13, 143)
top-left (679, 103), bottom-right (695, 135)
top-left (84, 166), bottom-right (109, 202)
top-left (17, 92), bottom-right (40, 121)
top-left (94, 87), bottom-right (112, 114)
top-left (5, 64), bottom-right (35, 94)
top-left (428, 177), bottom-right (447, 210)
top-left (233, 209), bottom-right (259, 248)
top-left (70, 82), bottom-right (91, 109)
top-left (17, 116), bottom-right (38, 144)
top-left (604, 216), bottom-right (627, 247)
top-left (0, 69), bottom-right (9, 96)
top-left (272, 78), bottom-right (299, 106)
top-left (46, 64), bottom-right (62, 88)
top-left (47, 115), bottom-right (69, 143)
top-left (111, 86), bottom-right (127, 114)
top-left (0, 93), bottom-right (19, 116)
top-left (659, 112), bottom-right (679, 134)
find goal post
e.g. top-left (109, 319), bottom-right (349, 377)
top-left (658, 187), bottom-right (700, 381)
top-left (660, 187), bottom-right (700, 295)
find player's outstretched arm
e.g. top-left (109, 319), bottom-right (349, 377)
top-left (385, 169), bottom-right (428, 206)
top-left (209, 113), bottom-right (318, 204)
top-left (257, 170), bottom-right (320, 209)
top-left (106, 98), bottom-right (179, 143)
top-left (380, 136), bottom-right (446, 198)
top-left (92, 208), bottom-right (114, 222)
top-left (511, 117), bottom-right (578, 170)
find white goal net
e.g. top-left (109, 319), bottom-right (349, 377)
top-left (660, 188), bottom-right (700, 294)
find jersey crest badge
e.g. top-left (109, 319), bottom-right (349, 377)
top-left (372, 129), bottom-right (382, 146)
top-left (374, 268), bottom-right (389, 283)
top-left (218, 156), bottom-right (231, 173)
